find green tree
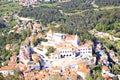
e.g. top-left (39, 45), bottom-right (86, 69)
top-left (46, 46), bottom-right (55, 56)
top-left (47, 46), bottom-right (55, 53)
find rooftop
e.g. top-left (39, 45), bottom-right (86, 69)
top-left (78, 64), bottom-right (90, 73)
top-left (102, 66), bottom-right (109, 71)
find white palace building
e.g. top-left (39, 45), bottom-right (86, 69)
top-left (41, 30), bottom-right (93, 60)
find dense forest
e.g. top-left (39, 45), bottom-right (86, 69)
top-left (95, 0), bottom-right (120, 6)
top-left (0, 18), bottom-right (7, 28)
top-left (59, 0), bottom-right (93, 12)
top-left (19, 4), bottom-right (120, 36)
top-left (18, 0), bottom-right (120, 54)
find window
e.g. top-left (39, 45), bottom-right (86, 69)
top-left (88, 48), bottom-right (91, 50)
top-left (88, 51), bottom-right (91, 53)
top-left (61, 55), bottom-right (64, 58)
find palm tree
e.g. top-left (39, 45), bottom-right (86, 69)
top-left (32, 54), bottom-right (42, 70)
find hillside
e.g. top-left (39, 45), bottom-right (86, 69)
top-left (18, 0), bottom-right (120, 54)
top-left (18, 0), bottom-right (120, 35)
top-left (95, 0), bottom-right (120, 6)
top-left (0, 0), bottom-right (120, 80)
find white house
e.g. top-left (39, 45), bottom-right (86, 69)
top-left (77, 46), bottom-right (92, 60)
top-left (101, 66), bottom-right (115, 79)
top-left (0, 70), bottom-right (14, 77)
top-left (0, 66), bottom-right (14, 77)
top-left (18, 45), bottom-right (30, 65)
top-left (53, 33), bottom-right (66, 42)
top-left (46, 31), bottom-right (93, 60)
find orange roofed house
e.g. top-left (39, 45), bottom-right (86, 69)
top-left (77, 64), bottom-right (90, 80)
top-left (0, 55), bottom-right (17, 77)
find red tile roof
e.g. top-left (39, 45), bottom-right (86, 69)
top-left (78, 64), bottom-right (90, 73)
top-left (0, 66), bottom-right (14, 71)
top-left (102, 66), bottom-right (109, 71)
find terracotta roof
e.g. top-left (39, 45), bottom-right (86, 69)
top-left (22, 20), bottom-right (28, 23)
top-left (33, 22), bottom-right (40, 28)
top-left (78, 64), bottom-right (90, 73)
top-left (69, 71), bottom-right (77, 79)
top-left (65, 35), bottom-right (75, 41)
top-left (85, 40), bottom-right (94, 46)
top-left (37, 33), bottom-right (42, 38)
top-left (47, 29), bottom-right (54, 34)
top-left (49, 66), bottom-right (61, 72)
top-left (61, 69), bottom-right (70, 76)
top-left (5, 44), bottom-right (13, 50)
top-left (77, 43), bottom-right (92, 48)
top-left (65, 68), bottom-right (70, 71)
top-left (0, 54), bottom-right (17, 71)
top-left (36, 75), bottom-right (45, 80)
top-left (0, 66), bottom-right (14, 71)
top-left (24, 37), bottom-right (30, 45)
top-left (69, 71), bottom-right (77, 76)
top-left (15, 62), bottom-right (27, 72)
top-left (102, 66), bottom-right (109, 71)
top-left (8, 54), bottom-right (17, 66)
top-left (109, 50), bottom-right (115, 54)
top-left (32, 54), bottom-right (40, 62)
top-left (113, 57), bottom-right (119, 60)
top-left (29, 35), bottom-right (36, 43)
top-left (39, 70), bottom-right (48, 76)
top-left (58, 46), bottom-right (72, 50)
top-left (101, 56), bottom-right (107, 61)
top-left (51, 51), bottom-right (60, 55)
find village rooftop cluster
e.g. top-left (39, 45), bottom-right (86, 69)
top-left (0, 17), bottom-right (120, 80)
